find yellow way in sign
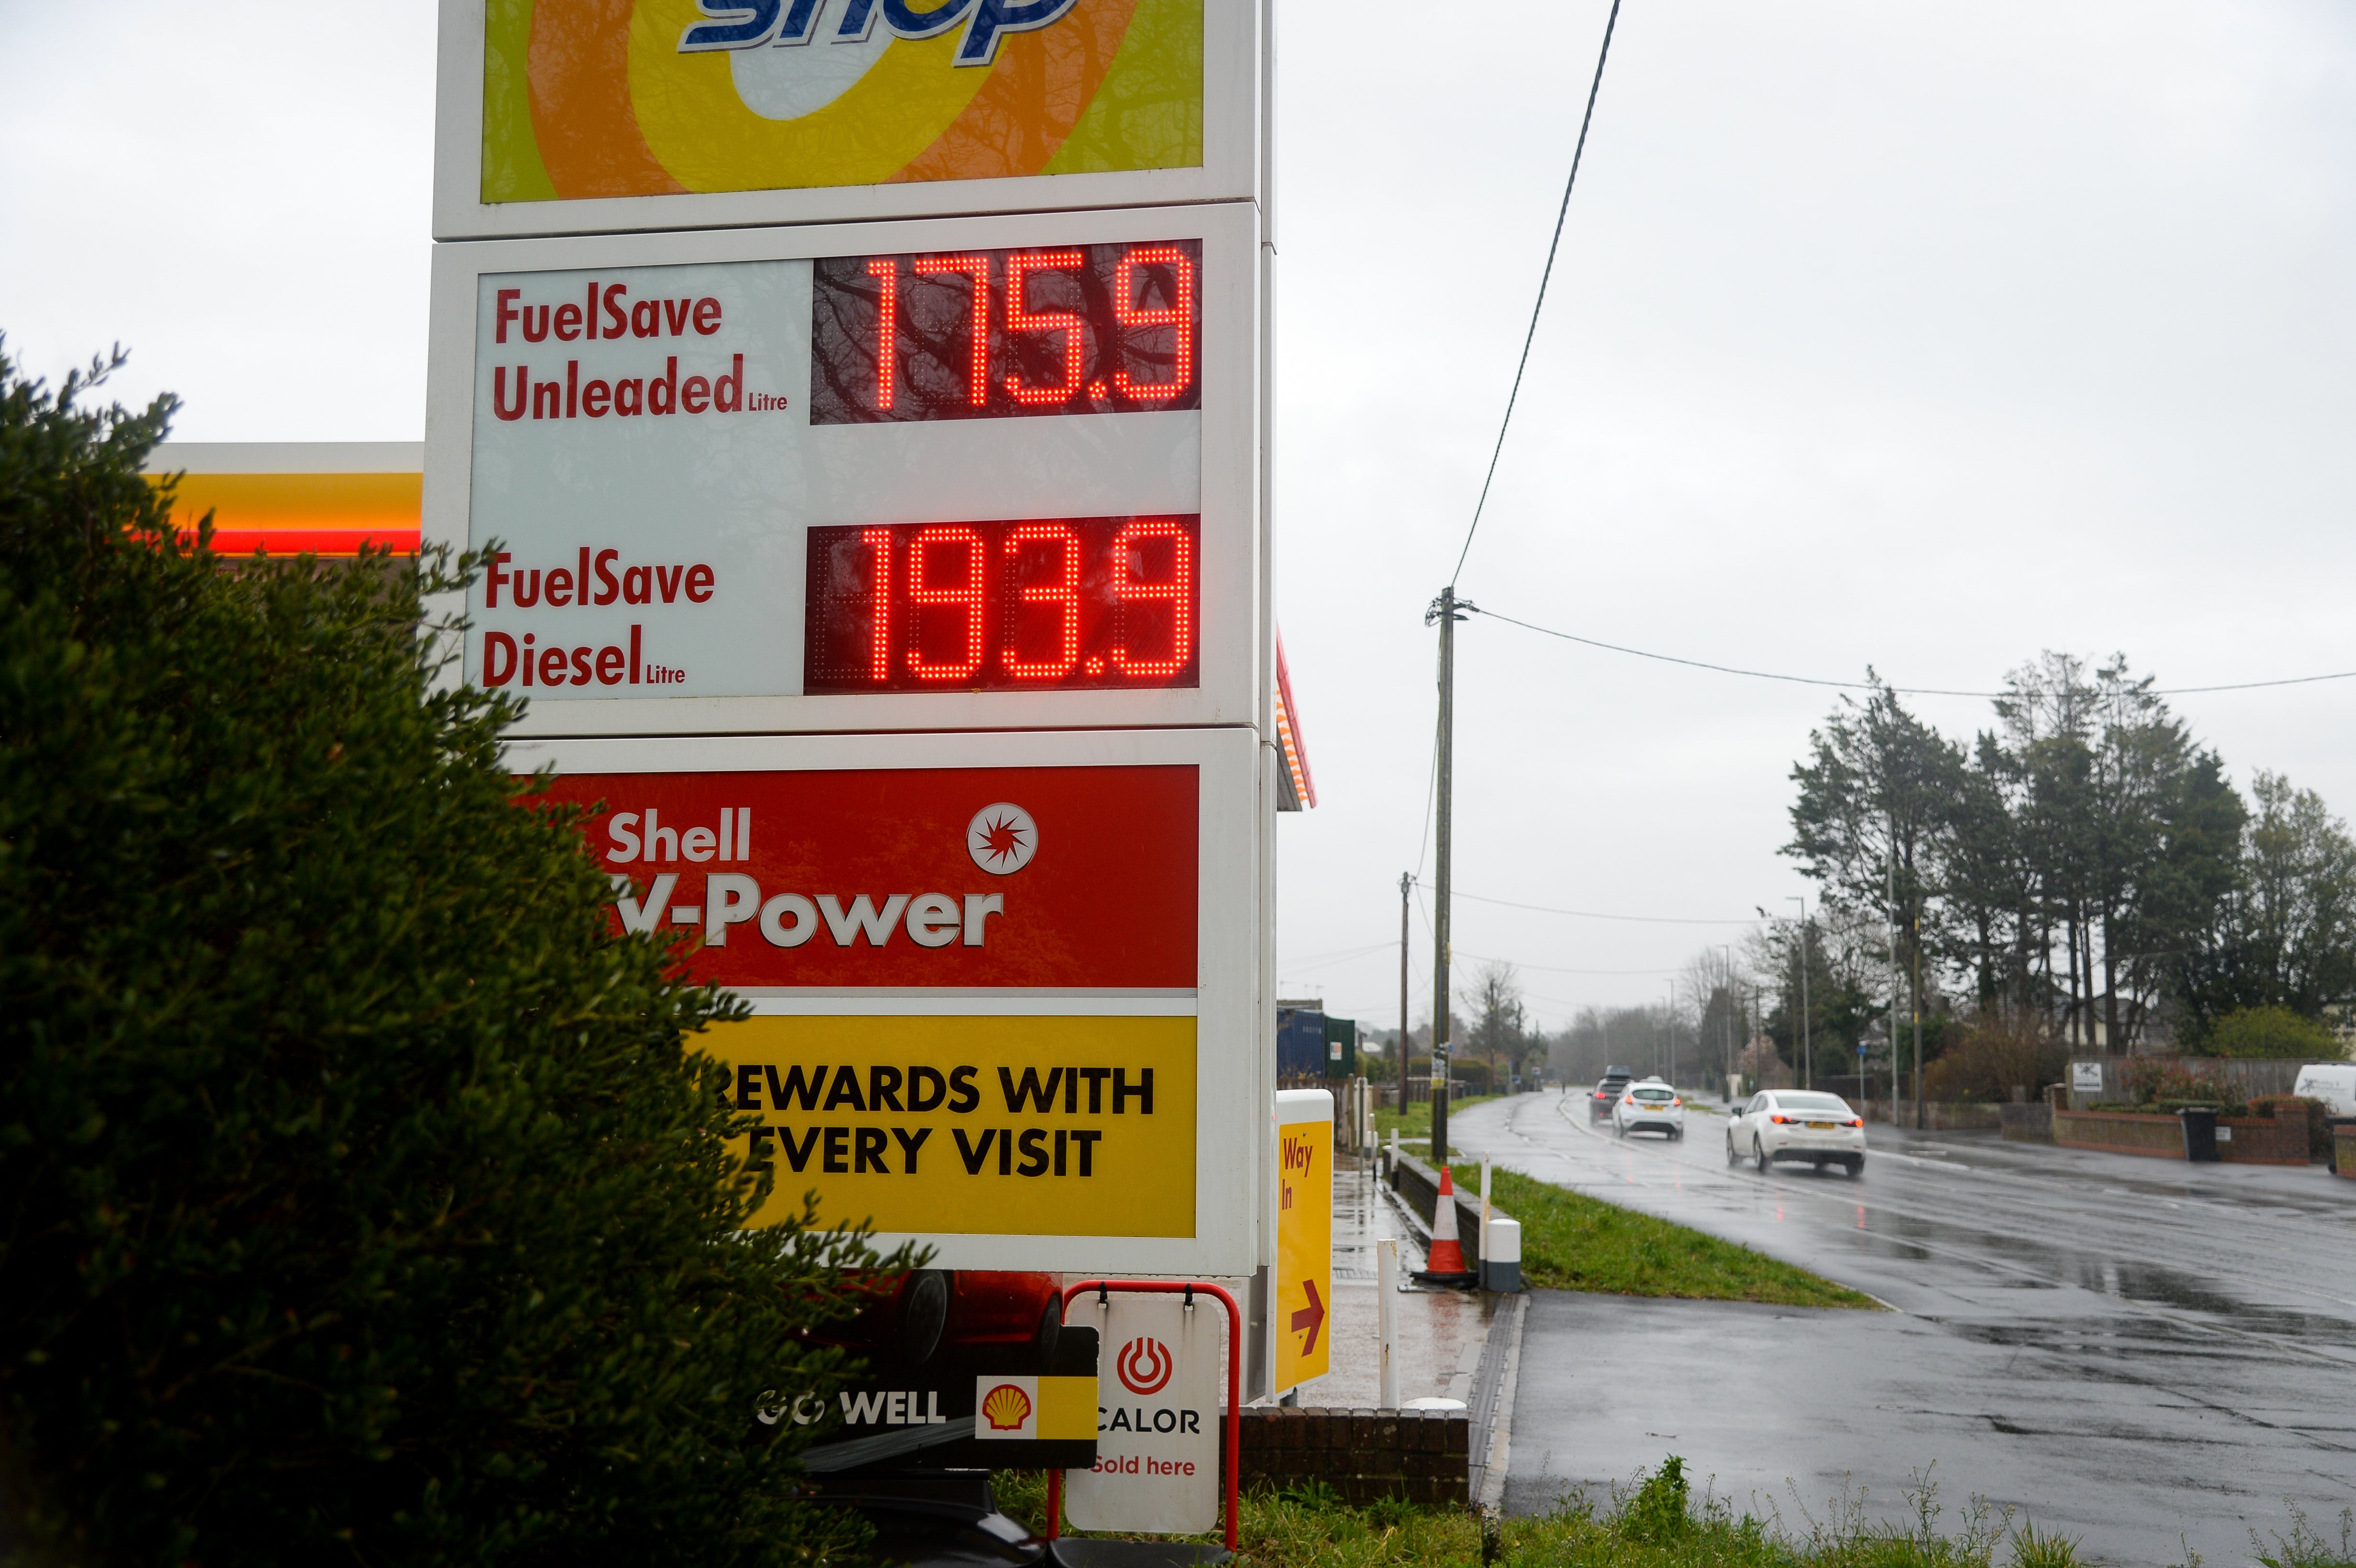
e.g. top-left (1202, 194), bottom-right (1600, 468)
top-left (709, 1014), bottom-right (1195, 1237)
top-left (1275, 1110), bottom-right (1331, 1394)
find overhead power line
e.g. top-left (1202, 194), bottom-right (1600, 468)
top-left (1474, 605), bottom-right (2356, 700)
top-left (1453, 888), bottom-right (1760, 926)
top-left (1448, 0), bottom-right (1623, 588)
top-left (1453, 946), bottom-right (1684, 977)
top-left (1275, 941), bottom-right (1398, 974)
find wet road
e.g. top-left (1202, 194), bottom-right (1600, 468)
top-left (1448, 1092), bottom-right (2356, 1563)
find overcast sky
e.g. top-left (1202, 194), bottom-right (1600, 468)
top-left (7, 2), bottom-right (2353, 1035)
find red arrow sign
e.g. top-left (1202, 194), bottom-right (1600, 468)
top-left (1289, 1279), bottom-right (1326, 1356)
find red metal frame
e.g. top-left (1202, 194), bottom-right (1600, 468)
top-left (1046, 1279), bottom-right (1243, 1553)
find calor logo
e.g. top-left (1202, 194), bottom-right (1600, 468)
top-left (1115, 1336), bottom-right (1172, 1397)
top-left (678, 0), bottom-right (1079, 68)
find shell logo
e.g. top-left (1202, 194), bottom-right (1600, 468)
top-left (980, 1382), bottom-right (1034, 1431)
top-left (967, 802), bottom-right (1037, 874)
top-left (479, 0), bottom-right (1206, 204)
top-left (1114, 1335), bottom-right (1172, 1396)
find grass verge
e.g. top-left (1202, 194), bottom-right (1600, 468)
top-left (1374, 1096), bottom-right (1494, 1156)
top-left (992, 1456), bottom-right (2094, 1566)
top-left (1448, 1162), bottom-right (1878, 1309)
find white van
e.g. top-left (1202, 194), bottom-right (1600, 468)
top-left (2291, 1062), bottom-right (2356, 1117)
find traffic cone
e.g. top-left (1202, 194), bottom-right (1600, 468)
top-left (1425, 1165), bottom-right (1469, 1275)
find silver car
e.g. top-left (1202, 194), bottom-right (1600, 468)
top-left (1726, 1090), bottom-right (1866, 1176)
top-left (1613, 1078), bottom-right (1686, 1140)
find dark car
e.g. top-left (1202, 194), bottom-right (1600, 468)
top-left (1589, 1066), bottom-right (1635, 1121)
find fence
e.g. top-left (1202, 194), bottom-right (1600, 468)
top-left (1375, 1079), bottom-right (1477, 1109)
top-left (2065, 1056), bottom-right (2309, 1110)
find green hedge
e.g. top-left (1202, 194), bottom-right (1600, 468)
top-left (0, 346), bottom-right (894, 1564)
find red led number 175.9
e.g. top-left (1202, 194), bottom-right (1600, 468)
top-left (810, 240), bottom-right (1201, 425)
top-left (804, 516), bottom-right (1200, 694)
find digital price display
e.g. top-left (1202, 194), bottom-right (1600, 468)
top-left (810, 240), bottom-right (1201, 424)
top-left (450, 207), bottom-right (1246, 729)
top-left (805, 515), bottom-right (1200, 694)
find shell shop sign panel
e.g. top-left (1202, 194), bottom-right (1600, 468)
top-left (478, 0), bottom-right (1204, 205)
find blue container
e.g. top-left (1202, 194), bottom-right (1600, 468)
top-left (1276, 1007), bottom-right (1327, 1081)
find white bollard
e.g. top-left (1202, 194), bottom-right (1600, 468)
top-left (1483, 1217), bottom-right (1522, 1292)
top-left (1479, 1160), bottom-right (1493, 1264)
top-left (1376, 1237), bottom-right (1400, 1408)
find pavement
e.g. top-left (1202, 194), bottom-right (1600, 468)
top-left (1443, 1091), bottom-right (2356, 1565)
top-left (1298, 1150), bottom-right (1503, 1411)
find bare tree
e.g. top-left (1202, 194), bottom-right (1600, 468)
top-left (1461, 961), bottom-right (1527, 1095)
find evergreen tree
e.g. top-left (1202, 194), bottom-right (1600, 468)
top-left (0, 346), bottom-right (891, 1565)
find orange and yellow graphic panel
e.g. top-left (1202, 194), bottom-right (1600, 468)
top-left (145, 470), bottom-right (422, 558)
top-left (482, 0), bottom-right (1203, 203)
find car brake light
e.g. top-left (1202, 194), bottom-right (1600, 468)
top-left (1845, 1117), bottom-right (1863, 1128)
top-left (1769, 1113), bottom-right (1792, 1124)
top-left (1670, 1099), bottom-right (1681, 1108)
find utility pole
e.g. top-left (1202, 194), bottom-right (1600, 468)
top-left (1663, 985), bottom-right (1673, 1088)
top-left (1789, 895), bottom-right (1811, 1091)
top-left (1887, 820), bottom-right (1898, 1124)
top-left (1913, 913), bottom-right (1925, 1132)
top-left (1424, 588), bottom-right (1472, 1165)
top-left (1398, 873), bottom-right (1412, 1116)
top-left (1749, 981), bottom-right (1761, 1094)
top-left (1720, 945), bottom-right (1735, 1102)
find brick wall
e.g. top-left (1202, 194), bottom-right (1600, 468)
top-left (2053, 1109), bottom-right (2183, 1158)
top-left (1998, 1103), bottom-right (2052, 1142)
top-left (2218, 1112), bottom-right (2309, 1166)
top-left (1862, 1101), bottom-right (2005, 1131)
top-left (1232, 1406), bottom-right (1469, 1506)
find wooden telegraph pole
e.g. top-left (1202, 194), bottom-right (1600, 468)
top-left (1398, 872), bottom-right (1412, 1113)
top-left (1425, 588), bottom-right (1471, 1165)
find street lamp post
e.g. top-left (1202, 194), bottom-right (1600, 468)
top-left (1719, 944), bottom-right (1735, 1102)
top-left (1789, 895), bottom-right (1811, 1092)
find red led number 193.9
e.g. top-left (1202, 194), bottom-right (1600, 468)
top-left (804, 516), bottom-right (1200, 694)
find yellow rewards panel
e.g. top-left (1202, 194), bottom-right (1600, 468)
top-left (1274, 1115), bottom-right (1331, 1392)
top-left (481, 0), bottom-right (1204, 202)
top-left (707, 1013), bottom-right (1196, 1237)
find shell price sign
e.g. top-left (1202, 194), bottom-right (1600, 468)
top-left (436, 0), bottom-right (1262, 236)
top-left (513, 728), bottom-right (1260, 1275)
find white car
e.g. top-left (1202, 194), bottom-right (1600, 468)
top-left (1613, 1078), bottom-right (1686, 1140)
top-left (1727, 1090), bottom-right (1866, 1176)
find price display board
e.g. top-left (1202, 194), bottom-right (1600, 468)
top-left (509, 728), bottom-right (1262, 1277)
top-left (422, 204), bottom-right (1258, 737)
